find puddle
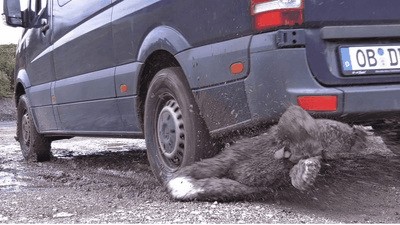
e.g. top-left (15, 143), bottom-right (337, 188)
top-left (0, 121), bottom-right (16, 128)
top-left (0, 171), bottom-right (26, 192)
top-left (52, 137), bottom-right (146, 158)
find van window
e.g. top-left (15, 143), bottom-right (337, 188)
top-left (40, 0), bottom-right (47, 10)
top-left (30, 0), bottom-right (37, 12)
top-left (58, 0), bottom-right (72, 7)
top-left (30, 0), bottom-right (47, 14)
top-left (20, 0), bottom-right (29, 11)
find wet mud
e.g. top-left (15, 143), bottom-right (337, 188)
top-left (1, 121), bottom-right (400, 223)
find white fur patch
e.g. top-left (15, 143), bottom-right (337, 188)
top-left (274, 147), bottom-right (291, 160)
top-left (274, 147), bottom-right (285, 159)
top-left (167, 177), bottom-right (204, 200)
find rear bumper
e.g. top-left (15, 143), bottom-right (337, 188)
top-left (191, 32), bottom-right (400, 137)
top-left (246, 47), bottom-right (400, 122)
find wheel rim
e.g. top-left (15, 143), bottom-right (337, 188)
top-left (157, 99), bottom-right (185, 168)
top-left (21, 110), bottom-right (31, 146)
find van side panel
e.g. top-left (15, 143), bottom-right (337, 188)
top-left (57, 99), bottom-right (123, 131)
top-left (52, 1), bottom-right (114, 80)
top-left (111, 0), bottom-right (252, 65)
top-left (54, 68), bottom-right (116, 104)
top-left (176, 36), bottom-right (251, 89)
top-left (51, 0), bottom-right (125, 132)
top-left (114, 63), bottom-right (143, 132)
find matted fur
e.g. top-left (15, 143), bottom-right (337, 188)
top-left (166, 105), bottom-right (370, 201)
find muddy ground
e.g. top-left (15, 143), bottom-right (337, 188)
top-left (1, 97), bottom-right (400, 223)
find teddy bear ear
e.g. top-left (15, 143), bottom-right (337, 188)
top-left (277, 105), bottom-right (319, 142)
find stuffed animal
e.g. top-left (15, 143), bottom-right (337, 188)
top-left (166, 105), bottom-right (369, 201)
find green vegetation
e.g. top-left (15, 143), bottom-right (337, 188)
top-left (0, 44), bottom-right (16, 98)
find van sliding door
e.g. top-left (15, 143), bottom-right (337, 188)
top-left (52, 0), bottom-right (124, 133)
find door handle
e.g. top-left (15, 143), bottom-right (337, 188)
top-left (40, 18), bottom-right (50, 33)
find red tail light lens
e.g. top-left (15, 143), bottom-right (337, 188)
top-left (251, 0), bottom-right (304, 31)
top-left (297, 96), bottom-right (338, 112)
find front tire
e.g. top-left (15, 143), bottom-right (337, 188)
top-left (144, 67), bottom-right (215, 184)
top-left (17, 95), bottom-right (52, 162)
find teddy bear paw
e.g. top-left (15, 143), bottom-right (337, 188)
top-left (289, 156), bottom-right (321, 191)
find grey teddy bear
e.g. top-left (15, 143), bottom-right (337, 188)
top-left (166, 105), bottom-right (369, 201)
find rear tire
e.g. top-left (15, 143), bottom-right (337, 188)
top-left (144, 67), bottom-right (216, 184)
top-left (17, 95), bottom-right (52, 162)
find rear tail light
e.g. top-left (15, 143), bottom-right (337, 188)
top-left (297, 96), bottom-right (338, 112)
top-left (251, 0), bottom-right (304, 31)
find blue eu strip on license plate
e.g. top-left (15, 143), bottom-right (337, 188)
top-left (339, 45), bottom-right (400, 76)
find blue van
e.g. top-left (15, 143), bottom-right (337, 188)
top-left (4, 0), bottom-right (400, 183)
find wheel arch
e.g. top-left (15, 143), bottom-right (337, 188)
top-left (137, 50), bottom-right (181, 131)
top-left (14, 69), bottom-right (30, 107)
top-left (14, 70), bottom-right (44, 138)
top-left (137, 25), bottom-right (191, 63)
top-left (136, 26), bottom-right (193, 131)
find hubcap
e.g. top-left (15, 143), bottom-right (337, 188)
top-left (21, 111), bottom-right (30, 146)
top-left (157, 99), bottom-right (185, 166)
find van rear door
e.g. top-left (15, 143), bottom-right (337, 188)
top-left (304, 0), bottom-right (400, 86)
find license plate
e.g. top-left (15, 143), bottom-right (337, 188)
top-left (339, 45), bottom-right (400, 76)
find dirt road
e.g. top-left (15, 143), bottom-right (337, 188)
top-left (1, 121), bottom-right (400, 223)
